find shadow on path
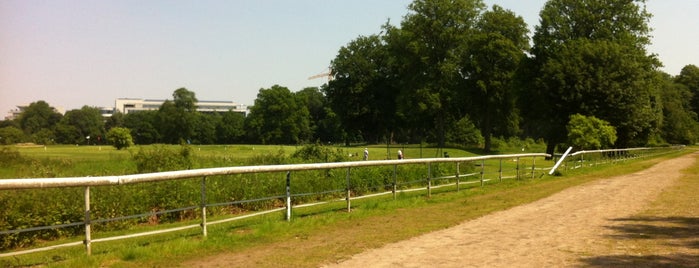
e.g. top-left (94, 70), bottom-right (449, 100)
top-left (580, 216), bottom-right (699, 267)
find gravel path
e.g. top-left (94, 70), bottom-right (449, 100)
top-left (324, 153), bottom-right (697, 267)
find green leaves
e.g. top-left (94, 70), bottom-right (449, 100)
top-left (566, 114), bottom-right (617, 150)
top-left (106, 127), bottom-right (134, 150)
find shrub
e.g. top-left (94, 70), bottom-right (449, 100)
top-left (106, 127), bottom-right (134, 150)
top-left (0, 126), bottom-right (25, 145)
top-left (566, 114), bottom-right (617, 150)
top-left (133, 145), bottom-right (193, 173)
top-left (291, 143), bottom-right (348, 163)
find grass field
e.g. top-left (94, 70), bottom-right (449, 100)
top-left (0, 145), bottom-right (692, 267)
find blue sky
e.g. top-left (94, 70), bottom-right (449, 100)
top-left (1, 0), bottom-right (697, 117)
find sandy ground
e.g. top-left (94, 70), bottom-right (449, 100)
top-left (324, 153), bottom-right (697, 268)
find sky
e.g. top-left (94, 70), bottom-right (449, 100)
top-left (1, 0), bottom-right (697, 118)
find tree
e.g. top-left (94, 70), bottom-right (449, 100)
top-left (530, 0), bottom-right (660, 154)
top-left (326, 34), bottom-right (397, 144)
top-left (216, 110), bottom-right (246, 144)
top-left (0, 126), bottom-right (25, 145)
top-left (55, 106), bottom-right (105, 144)
top-left (193, 112), bottom-right (219, 144)
top-left (676, 64), bottom-right (699, 116)
top-left (566, 114), bottom-right (617, 150)
top-left (18, 101), bottom-right (62, 139)
top-left (106, 127), bottom-right (134, 150)
top-left (463, 5), bottom-right (529, 152)
top-left (296, 87), bottom-right (344, 143)
top-left (246, 85), bottom-right (311, 144)
top-left (105, 111), bottom-right (124, 131)
top-left (658, 71), bottom-right (699, 144)
top-left (157, 88), bottom-right (199, 144)
top-left (396, 0), bottom-right (485, 147)
top-left (173, 87), bottom-right (198, 112)
top-left (123, 111), bottom-right (160, 144)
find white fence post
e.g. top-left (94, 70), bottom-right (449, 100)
top-left (201, 176), bottom-right (207, 236)
top-left (346, 168), bottom-right (351, 212)
top-left (286, 172), bottom-right (291, 221)
top-left (84, 186), bottom-right (91, 255)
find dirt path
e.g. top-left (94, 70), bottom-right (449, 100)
top-left (324, 153), bottom-right (697, 267)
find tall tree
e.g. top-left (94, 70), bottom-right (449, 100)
top-left (55, 106), bottom-right (105, 144)
top-left (326, 33), bottom-right (397, 144)
top-left (216, 110), bottom-right (246, 144)
top-left (157, 88), bottom-right (199, 144)
top-left (675, 64), bottom-right (699, 116)
top-left (123, 111), bottom-right (160, 144)
top-left (463, 5), bottom-right (529, 152)
top-left (18, 100), bottom-right (62, 138)
top-left (658, 71), bottom-right (699, 144)
top-left (530, 0), bottom-right (660, 154)
top-left (296, 87), bottom-right (343, 143)
top-left (397, 0), bottom-right (485, 147)
top-left (246, 85), bottom-right (311, 144)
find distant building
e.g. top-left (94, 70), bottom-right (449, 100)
top-left (113, 98), bottom-right (249, 116)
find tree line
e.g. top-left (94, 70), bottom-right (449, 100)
top-left (1, 0), bottom-right (699, 154)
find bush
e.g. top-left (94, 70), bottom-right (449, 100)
top-left (133, 145), bottom-right (193, 173)
top-left (291, 143), bottom-right (348, 163)
top-left (0, 126), bottom-right (25, 145)
top-left (566, 114), bottom-right (617, 150)
top-left (106, 127), bottom-right (134, 150)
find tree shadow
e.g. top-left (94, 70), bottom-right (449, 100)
top-left (579, 216), bottom-right (699, 267)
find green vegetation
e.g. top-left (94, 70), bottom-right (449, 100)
top-left (2, 142), bottom-right (540, 252)
top-left (105, 127), bottom-right (133, 150)
top-left (0, 146), bottom-right (690, 267)
top-left (566, 114), bottom-right (617, 150)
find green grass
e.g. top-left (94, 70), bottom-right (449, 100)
top-left (0, 148), bottom-right (691, 267)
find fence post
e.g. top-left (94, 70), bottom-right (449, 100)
top-left (346, 167), bottom-right (351, 212)
top-left (427, 163), bottom-right (432, 198)
top-left (286, 172), bottom-right (292, 221)
top-left (201, 176), bottom-right (208, 236)
top-left (499, 159), bottom-right (503, 182)
top-left (480, 159), bottom-right (485, 187)
top-left (516, 157), bottom-right (520, 179)
top-left (84, 186), bottom-right (91, 256)
top-left (531, 156), bottom-right (536, 178)
top-left (393, 165), bottom-right (397, 200)
top-left (456, 162), bottom-right (460, 192)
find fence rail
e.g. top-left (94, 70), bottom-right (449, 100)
top-left (0, 147), bottom-right (681, 258)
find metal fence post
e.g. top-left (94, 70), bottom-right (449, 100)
top-left (201, 176), bottom-right (207, 236)
top-left (456, 162), bottom-right (460, 192)
top-left (516, 157), bottom-right (520, 179)
top-left (346, 167), bottom-right (351, 212)
top-left (84, 186), bottom-right (91, 256)
top-left (480, 159), bottom-right (485, 187)
top-left (286, 172), bottom-right (291, 221)
top-left (427, 163), bottom-right (432, 198)
top-left (531, 156), bottom-right (536, 178)
top-left (393, 165), bottom-right (397, 200)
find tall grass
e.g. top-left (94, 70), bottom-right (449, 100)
top-left (1, 143), bottom-right (495, 251)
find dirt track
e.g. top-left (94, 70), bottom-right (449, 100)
top-left (324, 153), bottom-right (697, 267)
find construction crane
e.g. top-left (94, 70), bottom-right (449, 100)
top-left (308, 67), bottom-right (333, 82)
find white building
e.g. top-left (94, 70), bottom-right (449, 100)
top-left (114, 98), bottom-right (249, 115)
